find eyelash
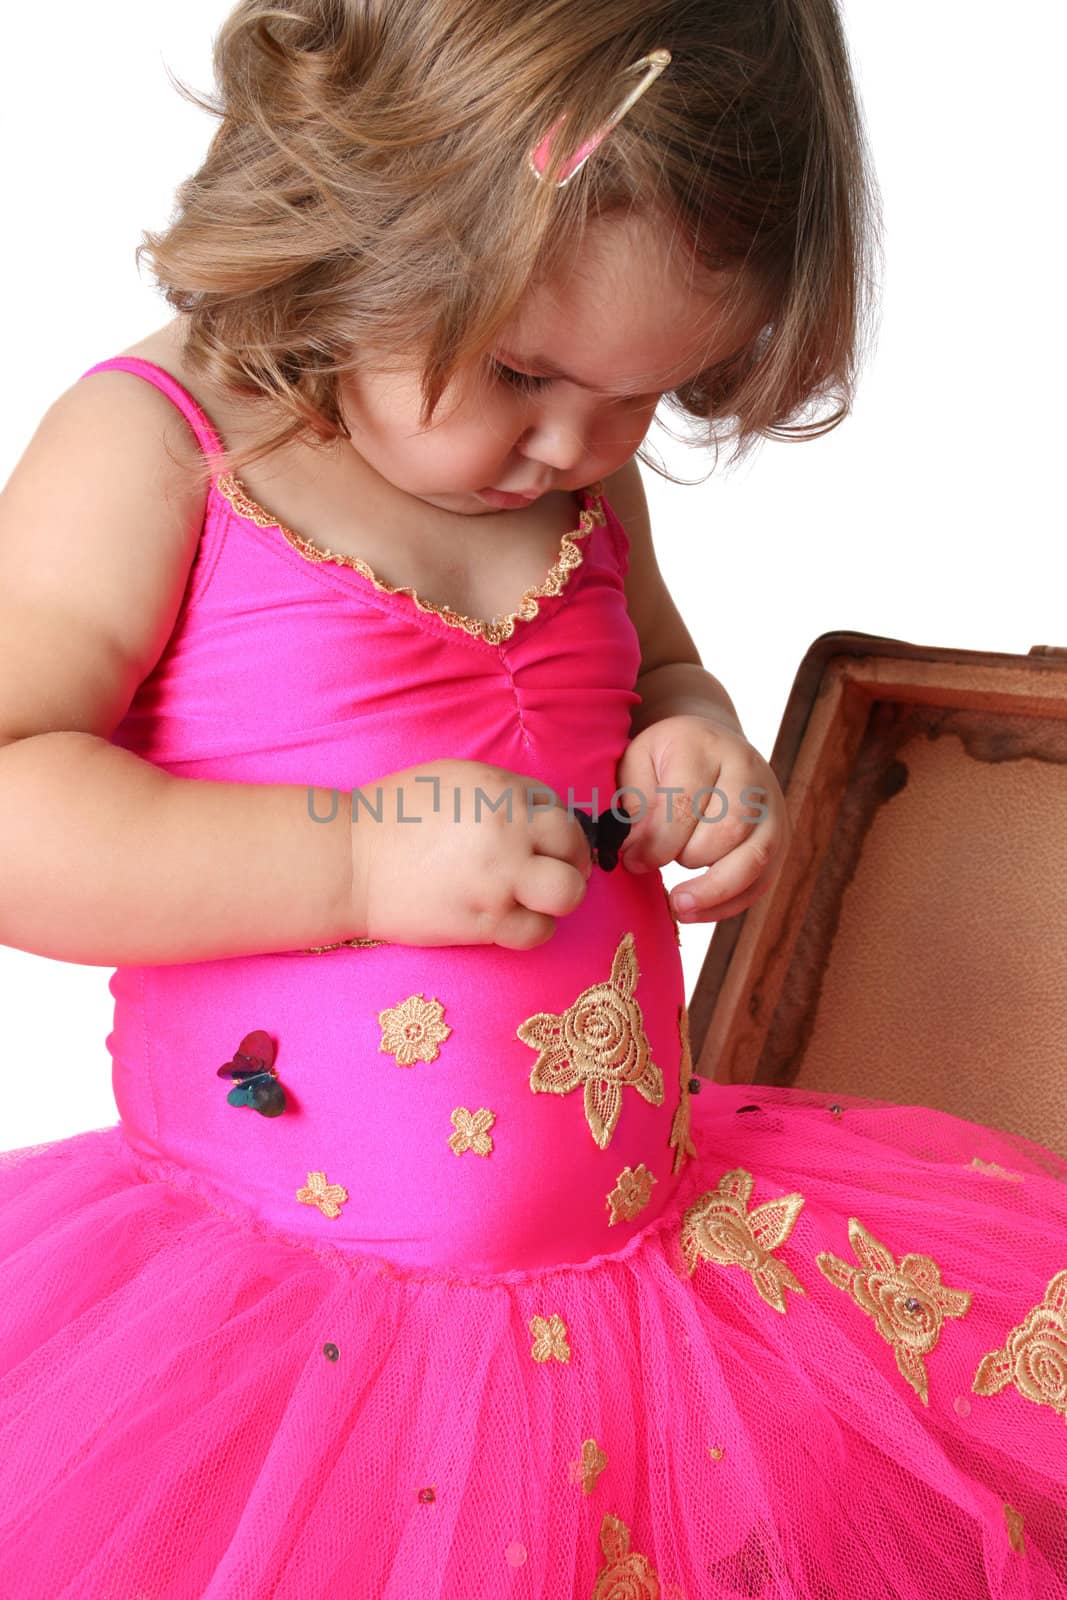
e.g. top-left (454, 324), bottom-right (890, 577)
top-left (489, 358), bottom-right (554, 394)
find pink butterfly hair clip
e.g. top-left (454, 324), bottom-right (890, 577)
top-left (528, 48), bottom-right (672, 188)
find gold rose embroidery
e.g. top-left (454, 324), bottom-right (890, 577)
top-left (530, 1313), bottom-right (571, 1363)
top-left (668, 1003), bottom-right (698, 1175)
top-left (606, 1163), bottom-right (656, 1225)
top-left (591, 1512), bottom-right (662, 1598)
top-left (516, 931), bottom-right (663, 1149)
top-left (680, 1169), bottom-right (805, 1314)
top-left (378, 993), bottom-right (451, 1066)
top-left (972, 1269), bottom-right (1067, 1423)
top-left (295, 1171), bottom-right (348, 1219)
top-left (569, 1438), bottom-right (608, 1495)
top-left (1003, 1504), bottom-right (1026, 1554)
top-left (448, 1107), bottom-right (495, 1157)
top-left (817, 1220), bottom-right (973, 1404)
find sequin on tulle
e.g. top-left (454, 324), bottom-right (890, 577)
top-left (591, 1513), bottom-right (662, 1596)
top-left (215, 473), bottom-right (605, 646)
top-left (530, 1313), bottom-right (571, 1363)
top-left (817, 1220), bottom-right (973, 1405)
top-left (972, 1269), bottom-right (1067, 1422)
top-left (517, 931), bottom-right (663, 1149)
top-left (448, 1107), bottom-right (495, 1158)
top-left (606, 1163), bottom-right (656, 1224)
top-left (680, 1169), bottom-right (806, 1314)
top-left (295, 1172), bottom-right (349, 1220)
top-left (378, 993), bottom-right (451, 1066)
top-left (668, 1003), bottom-right (698, 1175)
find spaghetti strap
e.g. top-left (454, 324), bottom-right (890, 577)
top-left (79, 356), bottom-right (226, 469)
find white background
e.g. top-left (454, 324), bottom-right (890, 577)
top-left (1, 3), bottom-right (1063, 1147)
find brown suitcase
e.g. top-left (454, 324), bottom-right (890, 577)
top-left (687, 631), bottom-right (1067, 1159)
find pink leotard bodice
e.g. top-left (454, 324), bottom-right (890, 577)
top-left (84, 356), bottom-right (689, 1280)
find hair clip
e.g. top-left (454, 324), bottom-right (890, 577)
top-left (575, 805), bottom-right (633, 872)
top-left (217, 1028), bottom-right (287, 1117)
top-left (528, 48), bottom-right (671, 188)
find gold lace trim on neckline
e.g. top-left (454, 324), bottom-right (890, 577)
top-left (215, 472), bottom-right (606, 645)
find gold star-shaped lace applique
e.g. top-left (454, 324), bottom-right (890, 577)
top-left (606, 1163), bottom-right (657, 1224)
top-left (817, 1219), bottom-right (973, 1405)
top-left (530, 1313), bottom-right (571, 1363)
top-left (378, 992), bottom-right (451, 1066)
top-left (569, 1438), bottom-right (608, 1495)
top-left (295, 1170), bottom-right (349, 1219)
top-left (681, 1168), bottom-right (806, 1314)
top-left (516, 931), bottom-right (663, 1149)
top-left (972, 1269), bottom-right (1067, 1423)
top-left (591, 1513), bottom-right (662, 1597)
top-left (448, 1106), bottom-right (495, 1157)
top-left (668, 1003), bottom-right (698, 1175)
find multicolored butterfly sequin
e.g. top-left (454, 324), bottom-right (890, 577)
top-left (216, 1029), bottom-right (287, 1117)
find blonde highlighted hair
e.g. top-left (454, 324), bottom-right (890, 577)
top-left (138, 0), bottom-right (882, 488)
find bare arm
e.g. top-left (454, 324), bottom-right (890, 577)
top-left (603, 456), bottom-right (745, 736)
top-left (0, 373), bottom-right (361, 966)
top-left (0, 733), bottom-right (357, 965)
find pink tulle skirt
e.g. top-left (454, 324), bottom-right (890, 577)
top-left (1, 1082), bottom-right (1065, 1599)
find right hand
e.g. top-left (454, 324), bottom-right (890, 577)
top-left (349, 758), bottom-right (593, 949)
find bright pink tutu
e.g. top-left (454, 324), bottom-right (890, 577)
top-left (2, 1084), bottom-right (1066, 1599)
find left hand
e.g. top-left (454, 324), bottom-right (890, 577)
top-left (614, 714), bottom-right (791, 922)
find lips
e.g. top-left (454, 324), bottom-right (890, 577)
top-left (477, 486), bottom-right (544, 509)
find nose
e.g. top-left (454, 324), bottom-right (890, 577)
top-left (516, 414), bottom-right (588, 475)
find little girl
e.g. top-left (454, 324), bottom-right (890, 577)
top-left (1, 2), bottom-right (1065, 1596)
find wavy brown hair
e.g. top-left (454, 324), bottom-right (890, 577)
top-left (137, 0), bottom-right (882, 490)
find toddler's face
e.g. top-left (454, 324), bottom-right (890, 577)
top-left (336, 208), bottom-right (762, 515)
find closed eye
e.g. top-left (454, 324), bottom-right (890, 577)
top-left (489, 358), bottom-right (554, 394)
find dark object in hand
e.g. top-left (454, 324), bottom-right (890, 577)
top-left (575, 806), bottom-right (632, 872)
top-left (217, 1029), bottom-right (287, 1117)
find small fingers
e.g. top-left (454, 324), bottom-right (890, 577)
top-left (515, 852), bottom-right (589, 918)
top-left (531, 802), bottom-right (594, 879)
top-left (670, 834), bottom-right (779, 922)
top-left (494, 904), bottom-right (557, 950)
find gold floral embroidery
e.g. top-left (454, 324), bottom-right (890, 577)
top-left (972, 1269), bottom-right (1067, 1423)
top-left (591, 1512), bottom-right (662, 1598)
top-left (817, 1219), bottom-right (973, 1404)
top-left (378, 993), bottom-right (451, 1066)
top-left (1003, 1504), bottom-right (1026, 1554)
top-left (681, 1169), bottom-right (805, 1314)
top-left (968, 1156), bottom-right (1024, 1183)
top-left (297, 937), bottom-right (387, 953)
top-left (569, 1438), bottom-right (608, 1495)
top-left (216, 473), bottom-right (605, 646)
top-left (516, 931), bottom-right (663, 1149)
top-left (448, 1107), bottom-right (495, 1157)
top-left (668, 1003), bottom-right (698, 1175)
top-left (295, 1170), bottom-right (348, 1219)
top-left (606, 1163), bottom-right (656, 1224)
top-left (530, 1313), bottom-right (571, 1363)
